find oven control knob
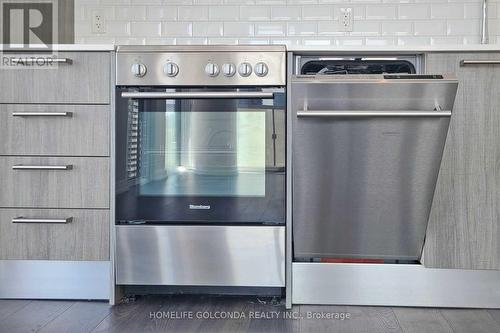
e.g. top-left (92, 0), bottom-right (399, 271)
top-left (254, 62), bottom-right (269, 77)
top-left (222, 63), bottom-right (236, 77)
top-left (131, 63), bottom-right (147, 77)
top-left (163, 62), bottom-right (179, 77)
top-left (205, 63), bottom-right (220, 77)
top-left (238, 62), bottom-right (252, 77)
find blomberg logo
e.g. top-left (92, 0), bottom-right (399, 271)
top-left (189, 204), bottom-right (211, 210)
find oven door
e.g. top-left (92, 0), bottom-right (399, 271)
top-left (116, 87), bottom-right (285, 225)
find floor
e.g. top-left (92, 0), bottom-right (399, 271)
top-left (1, 295), bottom-right (499, 333)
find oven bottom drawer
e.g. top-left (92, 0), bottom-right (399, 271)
top-left (115, 225), bottom-right (285, 287)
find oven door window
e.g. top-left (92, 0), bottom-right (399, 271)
top-left (116, 88), bottom-right (285, 225)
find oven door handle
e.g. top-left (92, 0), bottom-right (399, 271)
top-left (121, 91), bottom-right (275, 99)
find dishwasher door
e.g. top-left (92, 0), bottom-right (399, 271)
top-left (292, 76), bottom-right (458, 261)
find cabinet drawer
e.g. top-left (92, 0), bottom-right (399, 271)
top-left (0, 208), bottom-right (109, 260)
top-left (0, 157), bottom-right (109, 209)
top-left (0, 52), bottom-right (110, 104)
top-left (0, 105), bottom-right (109, 156)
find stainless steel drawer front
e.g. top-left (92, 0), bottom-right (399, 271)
top-left (116, 225), bottom-right (285, 287)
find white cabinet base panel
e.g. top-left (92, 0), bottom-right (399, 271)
top-left (0, 260), bottom-right (110, 300)
top-left (292, 262), bottom-right (500, 308)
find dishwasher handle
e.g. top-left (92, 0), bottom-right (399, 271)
top-left (297, 110), bottom-right (452, 117)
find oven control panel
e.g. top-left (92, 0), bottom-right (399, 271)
top-left (116, 46), bottom-right (286, 86)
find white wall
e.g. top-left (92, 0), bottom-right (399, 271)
top-left (75, 0), bottom-right (499, 46)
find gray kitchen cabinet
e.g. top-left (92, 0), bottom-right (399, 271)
top-left (0, 52), bottom-right (110, 104)
top-left (0, 156), bottom-right (109, 209)
top-left (0, 49), bottom-right (113, 301)
top-left (424, 52), bottom-right (500, 269)
top-left (0, 208), bottom-right (109, 261)
top-left (0, 104), bottom-right (109, 156)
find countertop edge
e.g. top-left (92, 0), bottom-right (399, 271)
top-left (0, 44), bottom-right (115, 51)
top-left (288, 45), bottom-right (500, 53)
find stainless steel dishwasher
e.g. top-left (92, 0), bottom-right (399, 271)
top-left (291, 58), bottom-right (458, 261)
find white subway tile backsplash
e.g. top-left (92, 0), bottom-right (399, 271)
top-left (75, 0), bottom-right (498, 46)
top-left (208, 38), bottom-right (239, 44)
top-left (351, 21), bottom-right (380, 36)
top-left (365, 37), bottom-right (396, 46)
top-left (317, 21), bottom-right (345, 36)
top-left (398, 4), bottom-right (430, 20)
top-left (255, 22), bottom-right (286, 35)
top-left (146, 6), bottom-right (178, 21)
top-left (287, 22), bottom-right (318, 35)
top-left (334, 37), bottom-right (365, 46)
top-left (302, 6), bottom-right (334, 20)
top-left (162, 22), bottom-right (193, 36)
top-left (193, 22), bottom-right (224, 36)
top-left (381, 21), bottom-right (413, 36)
top-left (130, 22), bottom-right (161, 36)
top-left (178, 6), bottom-right (209, 20)
top-left (271, 6), bottom-right (301, 20)
top-left (431, 4), bottom-right (464, 19)
top-left (430, 36), bottom-right (460, 45)
top-left (414, 20), bottom-right (446, 36)
top-left (366, 5), bottom-right (396, 20)
top-left (397, 36), bottom-right (431, 45)
top-left (238, 38), bottom-right (270, 44)
top-left (145, 37), bottom-right (177, 45)
top-left (176, 37), bottom-right (208, 44)
top-left (106, 22), bottom-right (131, 36)
top-left (223, 22), bottom-right (255, 36)
top-left (209, 6), bottom-right (239, 20)
top-left (115, 6), bottom-right (147, 20)
top-left (447, 19), bottom-right (480, 35)
top-left (240, 6), bottom-right (271, 21)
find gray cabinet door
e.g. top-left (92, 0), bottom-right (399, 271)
top-left (0, 104), bottom-right (109, 156)
top-left (0, 52), bottom-right (110, 104)
top-left (424, 52), bottom-right (500, 269)
top-left (0, 208), bottom-right (109, 260)
top-left (0, 157), bottom-right (109, 209)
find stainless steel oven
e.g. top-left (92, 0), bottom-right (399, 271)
top-left (115, 46), bottom-right (286, 287)
top-left (116, 87), bottom-right (285, 225)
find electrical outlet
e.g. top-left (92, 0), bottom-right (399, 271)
top-left (92, 10), bottom-right (106, 34)
top-left (340, 8), bottom-right (353, 32)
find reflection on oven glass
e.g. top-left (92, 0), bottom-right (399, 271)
top-left (135, 110), bottom-right (266, 197)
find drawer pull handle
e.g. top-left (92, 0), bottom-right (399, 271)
top-left (297, 110), bottom-right (452, 117)
top-left (12, 112), bottom-right (73, 117)
top-left (9, 57), bottom-right (72, 65)
top-left (460, 60), bottom-right (500, 66)
top-left (12, 165), bottom-right (73, 170)
top-left (12, 217), bottom-right (73, 224)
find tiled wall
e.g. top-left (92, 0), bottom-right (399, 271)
top-left (75, 0), bottom-right (499, 46)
